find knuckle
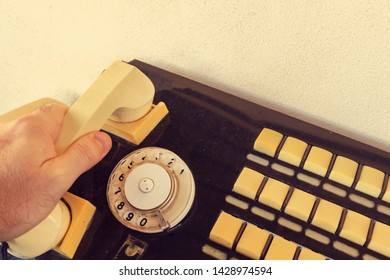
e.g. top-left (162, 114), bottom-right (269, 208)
top-left (12, 115), bottom-right (40, 135)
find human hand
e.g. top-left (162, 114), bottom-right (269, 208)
top-left (0, 104), bottom-right (112, 241)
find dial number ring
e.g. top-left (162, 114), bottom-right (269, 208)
top-left (107, 147), bottom-right (195, 233)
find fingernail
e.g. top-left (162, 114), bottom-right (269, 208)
top-left (39, 103), bottom-right (54, 113)
top-left (94, 132), bottom-right (112, 152)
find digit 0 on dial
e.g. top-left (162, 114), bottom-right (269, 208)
top-left (107, 147), bottom-right (195, 233)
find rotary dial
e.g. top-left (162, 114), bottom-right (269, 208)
top-left (106, 147), bottom-right (195, 233)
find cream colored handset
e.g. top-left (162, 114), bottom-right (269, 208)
top-left (55, 60), bottom-right (155, 154)
top-left (4, 61), bottom-right (158, 259)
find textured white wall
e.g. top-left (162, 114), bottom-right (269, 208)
top-left (1, 1), bottom-right (389, 151)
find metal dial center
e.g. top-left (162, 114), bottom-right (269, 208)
top-left (124, 163), bottom-right (171, 211)
top-left (139, 178), bottom-right (154, 193)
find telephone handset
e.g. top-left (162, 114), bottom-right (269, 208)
top-left (55, 60), bottom-right (155, 154)
top-left (0, 61), bottom-right (193, 259)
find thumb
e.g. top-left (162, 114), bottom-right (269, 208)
top-left (50, 131), bottom-right (112, 193)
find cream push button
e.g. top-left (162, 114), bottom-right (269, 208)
top-left (298, 247), bottom-right (326, 260)
top-left (303, 146), bottom-right (333, 177)
top-left (383, 180), bottom-right (390, 203)
top-left (264, 235), bottom-right (297, 260)
top-left (368, 221), bottom-right (390, 258)
top-left (311, 199), bottom-right (343, 233)
top-left (209, 211), bottom-right (243, 249)
top-left (107, 147), bottom-right (195, 233)
top-left (284, 188), bottom-right (316, 222)
top-left (233, 167), bottom-right (265, 200)
top-left (355, 166), bottom-right (384, 198)
top-left (253, 128), bottom-right (283, 157)
top-left (236, 223), bottom-right (269, 259)
top-left (329, 156), bottom-right (358, 187)
top-left (339, 210), bottom-right (371, 246)
top-left (258, 178), bottom-right (290, 211)
top-left (278, 136), bottom-right (308, 166)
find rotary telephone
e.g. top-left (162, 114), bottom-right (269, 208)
top-left (2, 60), bottom-right (390, 260)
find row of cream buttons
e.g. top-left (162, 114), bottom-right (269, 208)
top-left (209, 211), bottom-right (326, 260)
top-left (233, 167), bottom-right (390, 258)
top-left (254, 128), bottom-right (390, 202)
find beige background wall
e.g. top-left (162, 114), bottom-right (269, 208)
top-left (1, 1), bottom-right (389, 151)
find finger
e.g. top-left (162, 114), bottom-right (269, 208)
top-left (31, 103), bottom-right (68, 141)
top-left (46, 131), bottom-right (112, 195)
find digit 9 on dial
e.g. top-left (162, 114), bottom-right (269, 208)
top-left (106, 147), bottom-right (195, 233)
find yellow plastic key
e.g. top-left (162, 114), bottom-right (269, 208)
top-left (368, 221), bottom-right (390, 258)
top-left (258, 178), bottom-right (290, 210)
top-left (355, 166), bottom-right (384, 198)
top-left (311, 199), bottom-right (343, 233)
top-left (278, 137), bottom-right (308, 166)
top-left (303, 146), bottom-right (333, 177)
top-left (284, 188), bottom-right (316, 222)
top-left (382, 180), bottom-right (390, 203)
top-left (339, 210), bottom-right (371, 245)
top-left (298, 247), bottom-right (326, 260)
top-left (209, 212), bottom-right (243, 249)
top-left (253, 128), bottom-right (283, 157)
top-left (264, 235), bottom-right (297, 260)
top-left (233, 167), bottom-right (264, 200)
top-left (236, 223), bottom-right (269, 259)
top-left (329, 156), bottom-right (358, 187)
